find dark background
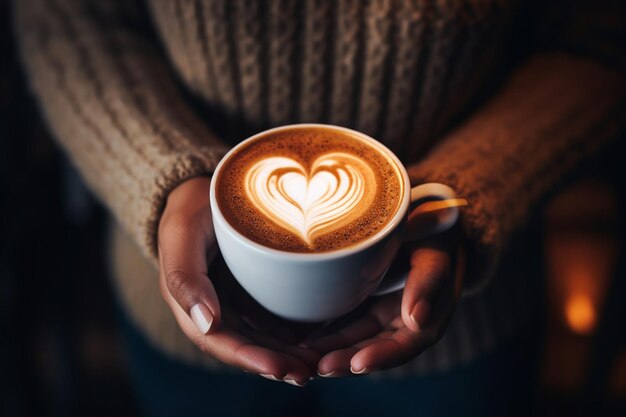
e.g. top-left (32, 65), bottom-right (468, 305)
top-left (1, 1), bottom-right (626, 416)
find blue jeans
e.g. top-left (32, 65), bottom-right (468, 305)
top-left (117, 306), bottom-right (540, 417)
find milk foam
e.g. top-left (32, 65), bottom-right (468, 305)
top-left (245, 153), bottom-right (376, 246)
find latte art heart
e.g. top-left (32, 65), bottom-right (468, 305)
top-left (245, 153), bottom-right (377, 245)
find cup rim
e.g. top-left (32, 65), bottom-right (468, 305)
top-left (209, 123), bottom-right (411, 261)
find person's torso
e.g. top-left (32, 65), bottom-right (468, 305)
top-left (148, 0), bottom-right (523, 162)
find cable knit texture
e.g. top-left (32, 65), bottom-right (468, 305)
top-left (14, 0), bottom-right (626, 373)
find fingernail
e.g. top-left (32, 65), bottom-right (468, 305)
top-left (350, 366), bottom-right (369, 375)
top-left (409, 310), bottom-right (421, 332)
top-left (317, 370), bottom-right (336, 378)
top-left (190, 303), bottom-right (213, 334)
top-left (284, 379), bottom-right (305, 387)
top-left (260, 374), bottom-right (279, 381)
top-left (410, 302), bottom-right (430, 330)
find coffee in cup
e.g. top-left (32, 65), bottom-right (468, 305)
top-left (215, 127), bottom-right (404, 253)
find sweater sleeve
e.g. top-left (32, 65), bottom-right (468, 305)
top-left (13, 0), bottom-right (229, 264)
top-left (408, 1), bottom-right (626, 294)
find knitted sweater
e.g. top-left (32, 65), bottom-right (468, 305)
top-left (14, 0), bottom-right (626, 373)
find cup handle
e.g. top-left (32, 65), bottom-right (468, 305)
top-left (373, 183), bottom-right (461, 296)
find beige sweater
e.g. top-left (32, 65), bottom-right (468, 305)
top-left (14, 0), bottom-right (626, 373)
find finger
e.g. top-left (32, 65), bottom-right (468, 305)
top-left (317, 302), bottom-right (457, 376)
top-left (352, 293), bottom-right (459, 374)
top-left (236, 322), bottom-right (318, 385)
top-left (306, 293), bottom-right (399, 353)
top-left (317, 347), bottom-right (360, 377)
top-left (317, 335), bottom-right (391, 377)
top-left (401, 240), bottom-right (452, 332)
top-left (158, 216), bottom-right (221, 334)
top-left (226, 310), bottom-right (321, 373)
top-left (161, 276), bottom-right (311, 386)
top-left (349, 327), bottom-right (434, 373)
top-left (277, 346), bottom-right (321, 377)
top-left (199, 316), bottom-right (315, 385)
top-left (203, 330), bottom-right (310, 386)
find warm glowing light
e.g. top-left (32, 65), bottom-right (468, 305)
top-left (565, 293), bottom-right (597, 335)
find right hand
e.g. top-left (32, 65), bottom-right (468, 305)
top-left (157, 177), bottom-right (319, 386)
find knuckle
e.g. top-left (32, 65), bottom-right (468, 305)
top-left (165, 268), bottom-right (188, 300)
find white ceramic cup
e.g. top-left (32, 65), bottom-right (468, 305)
top-left (209, 124), bottom-right (459, 322)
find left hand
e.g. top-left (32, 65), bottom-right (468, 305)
top-left (306, 226), bottom-right (465, 376)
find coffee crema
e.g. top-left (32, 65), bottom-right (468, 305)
top-left (216, 127), bottom-right (403, 253)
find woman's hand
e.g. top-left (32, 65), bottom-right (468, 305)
top-left (307, 224), bottom-right (465, 376)
top-left (157, 177), bottom-right (319, 386)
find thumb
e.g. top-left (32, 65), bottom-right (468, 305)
top-left (400, 242), bottom-right (452, 332)
top-left (158, 222), bottom-right (221, 335)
